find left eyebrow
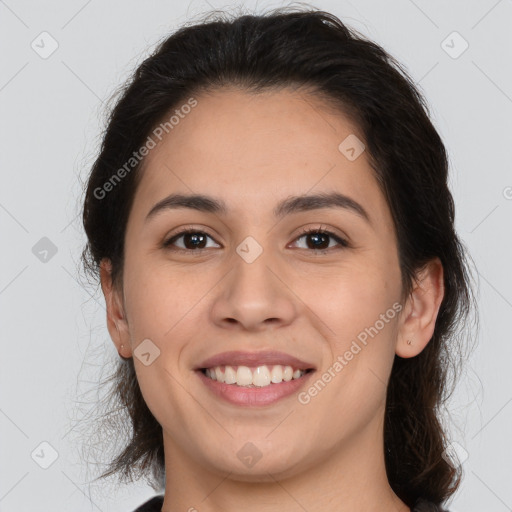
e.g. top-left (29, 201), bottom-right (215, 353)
top-left (145, 191), bottom-right (371, 225)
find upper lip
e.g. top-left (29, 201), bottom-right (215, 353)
top-left (196, 350), bottom-right (316, 370)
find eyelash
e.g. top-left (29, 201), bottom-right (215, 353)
top-left (162, 226), bottom-right (349, 254)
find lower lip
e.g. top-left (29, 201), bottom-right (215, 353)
top-left (195, 369), bottom-right (315, 407)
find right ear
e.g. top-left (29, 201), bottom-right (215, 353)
top-left (99, 258), bottom-right (132, 358)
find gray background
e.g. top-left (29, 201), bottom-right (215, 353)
top-left (1, 0), bottom-right (511, 511)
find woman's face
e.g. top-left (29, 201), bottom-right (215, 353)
top-left (106, 87), bottom-right (410, 480)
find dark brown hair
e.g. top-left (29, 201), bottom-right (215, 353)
top-left (79, 5), bottom-right (477, 508)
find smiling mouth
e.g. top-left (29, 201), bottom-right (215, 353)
top-left (199, 364), bottom-right (315, 388)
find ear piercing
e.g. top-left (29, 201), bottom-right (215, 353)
top-left (407, 339), bottom-right (412, 345)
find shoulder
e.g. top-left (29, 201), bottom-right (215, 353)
top-left (412, 497), bottom-right (451, 512)
top-left (132, 494), bottom-right (164, 512)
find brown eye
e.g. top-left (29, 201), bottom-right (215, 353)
top-left (292, 227), bottom-right (349, 252)
top-left (163, 230), bottom-right (220, 251)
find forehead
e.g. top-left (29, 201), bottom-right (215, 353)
top-left (129, 87), bottom-right (390, 228)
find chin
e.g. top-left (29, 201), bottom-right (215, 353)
top-left (208, 447), bottom-right (312, 482)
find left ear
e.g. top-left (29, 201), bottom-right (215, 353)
top-left (396, 257), bottom-right (445, 358)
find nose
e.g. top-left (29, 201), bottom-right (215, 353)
top-left (210, 249), bottom-right (297, 332)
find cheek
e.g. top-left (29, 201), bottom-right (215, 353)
top-left (132, 359), bottom-right (196, 445)
top-left (123, 259), bottom-right (207, 340)
top-left (307, 274), bottom-right (400, 425)
top-left (302, 260), bottom-right (400, 335)
top-left (305, 264), bottom-right (401, 412)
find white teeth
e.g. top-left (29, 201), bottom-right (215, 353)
top-left (283, 366), bottom-right (293, 381)
top-left (253, 366), bottom-right (271, 387)
top-left (203, 364), bottom-right (308, 387)
top-left (270, 365), bottom-right (283, 383)
top-left (224, 365), bottom-right (237, 384)
top-left (236, 366), bottom-right (253, 386)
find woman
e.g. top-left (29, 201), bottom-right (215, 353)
top-left (81, 6), bottom-right (476, 512)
